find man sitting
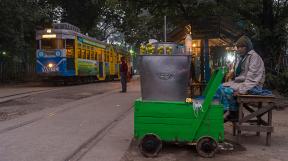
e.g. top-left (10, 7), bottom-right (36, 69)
top-left (216, 35), bottom-right (266, 122)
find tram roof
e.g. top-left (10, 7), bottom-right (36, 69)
top-left (36, 23), bottom-right (107, 47)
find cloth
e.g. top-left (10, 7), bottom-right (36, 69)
top-left (120, 62), bottom-right (128, 74)
top-left (120, 72), bottom-right (127, 92)
top-left (235, 54), bottom-right (248, 77)
top-left (215, 85), bottom-right (272, 111)
top-left (235, 35), bottom-right (253, 51)
top-left (120, 61), bottom-right (128, 92)
top-left (215, 85), bottom-right (238, 111)
top-left (224, 50), bottom-right (265, 94)
top-left (247, 86), bottom-right (272, 96)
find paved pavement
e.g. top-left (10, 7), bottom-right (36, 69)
top-left (0, 80), bottom-right (140, 161)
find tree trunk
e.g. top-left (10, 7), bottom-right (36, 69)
top-left (262, 0), bottom-right (274, 30)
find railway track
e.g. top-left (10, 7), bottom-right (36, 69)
top-left (64, 106), bottom-right (133, 161)
top-left (0, 88), bottom-right (60, 103)
top-left (0, 80), bottom-right (138, 161)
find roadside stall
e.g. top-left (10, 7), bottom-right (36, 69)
top-left (134, 48), bottom-right (226, 157)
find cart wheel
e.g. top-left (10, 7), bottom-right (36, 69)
top-left (139, 134), bottom-right (162, 157)
top-left (196, 137), bottom-right (218, 158)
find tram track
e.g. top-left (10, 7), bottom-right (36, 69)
top-left (0, 88), bottom-right (120, 134)
top-left (0, 88), bottom-right (55, 98)
top-left (64, 106), bottom-right (133, 161)
top-left (0, 88), bottom-right (60, 103)
top-left (0, 88), bottom-right (133, 161)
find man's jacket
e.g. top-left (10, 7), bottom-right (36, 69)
top-left (224, 50), bottom-right (265, 94)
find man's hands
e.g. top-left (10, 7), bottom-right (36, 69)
top-left (225, 71), bottom-right (234, 81)
top-left (223, 81), bottom-right (232, 87)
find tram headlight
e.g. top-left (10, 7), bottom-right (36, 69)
top-left (48, 63), bottom-right (54, 68)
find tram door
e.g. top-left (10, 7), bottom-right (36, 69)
top-left (98, 51), bottom-right (105, 80)
top-left (66, 39), bottom-right (75, 71)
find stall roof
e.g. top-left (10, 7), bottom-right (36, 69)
top-left (167, 16), bottom-right (243, 46)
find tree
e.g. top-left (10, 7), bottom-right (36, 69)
top-left (217, 0), bottom-right (288, 71)
top-left (47, 0), bottom-right (106, 34)
top-left (0, 0), bottom-right (54, 63)
top-left (118, 0), bottom-right (218, 45)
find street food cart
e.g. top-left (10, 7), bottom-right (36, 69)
top-left (134, 55), bottom-right (225, 158)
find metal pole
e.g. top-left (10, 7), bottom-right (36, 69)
top-left (164, 16), bottom-right (167, 42)
top-left (164, 16), bottom-right (167, 55)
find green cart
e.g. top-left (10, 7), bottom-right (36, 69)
top-left (134, 67), bottom-right (225, 158)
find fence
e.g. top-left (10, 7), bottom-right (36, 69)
top-left (0, 62), bottom-right (37, 83)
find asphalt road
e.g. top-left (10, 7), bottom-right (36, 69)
top-left (0, 80), bottom-right (140, 161)
top-left (1, 79), bottom-right (288, 161)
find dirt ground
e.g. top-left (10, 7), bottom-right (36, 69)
top-left (121, 94), bottom-right (288, 161)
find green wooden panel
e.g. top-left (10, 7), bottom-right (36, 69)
top-left (134, 120), bottom-right (223, 142)
top-left (134, 100), bottom-right (223, 120)
top-left (134, 124), bottom-right (197, 142)
top-left (134, 100), bottom-right (224, 142)
top-left (195, 119), bottom-right (224, 142)
top-left (135, 117), bottom-right (196, 125)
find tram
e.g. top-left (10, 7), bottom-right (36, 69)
top-left (36, 23), bottom-right (131, 82)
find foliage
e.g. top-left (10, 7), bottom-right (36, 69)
top-left (217, 0), bottom-right (288, 69)
top-left (266, 71), bottom-right (288, 96)
top-left (118, 0), bottom-right (218, 46)
top-left (47, 0), bottom-right (106, 34)
top-left (0, 0), bottom-right (54, 63)
top-left (0, 0), bottom-right (287, 86)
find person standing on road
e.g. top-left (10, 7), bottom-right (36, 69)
top-left (120, 56), bottom-right (128, 93)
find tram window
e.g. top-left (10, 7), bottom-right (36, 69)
top-left (81, 49), bottom-right (86, 59)
top-left (110, 53), bottom-right (113, 62)
top-left (41, 38), bottom-right (64, 49)
top-left (42, 39), bottom-right (57, 49)
top-left (99, 54), bottom-right (102, 62)
top-left (95, 53), bottom-right (98, 60)
top-left (78, 48), bottom-right (81, 58)
top-left (91, 51), bottom-right (95, 60)
top-left (87, 50), bottom-right (90, 59)
top-left (66, 39), bottom-right (74, 58)
top-left (66, 39), bottom-right (74, 49)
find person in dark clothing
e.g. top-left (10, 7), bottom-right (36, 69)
top-left (120, 56), bottom-right (128, 93)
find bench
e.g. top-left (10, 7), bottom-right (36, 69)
top-left (233, 95), bottom-right (276, 146)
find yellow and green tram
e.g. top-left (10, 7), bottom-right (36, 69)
top-left (36, 23), bottom-right (131, 82)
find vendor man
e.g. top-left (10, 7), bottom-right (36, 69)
top-left (217, 35), bottom-right (265, 122)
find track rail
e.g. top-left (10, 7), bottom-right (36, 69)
top-left (64, 106), bottom-right (133, 161)
top-left (0, 88), bottom-right (60, 103)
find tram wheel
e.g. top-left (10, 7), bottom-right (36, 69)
top-left (139, 134), bottom-right (162, 157)
top-left (196, 137), bottom-right (218, 158)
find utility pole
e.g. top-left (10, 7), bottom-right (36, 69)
top-left (164, 16), bottom-right (167, 54)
